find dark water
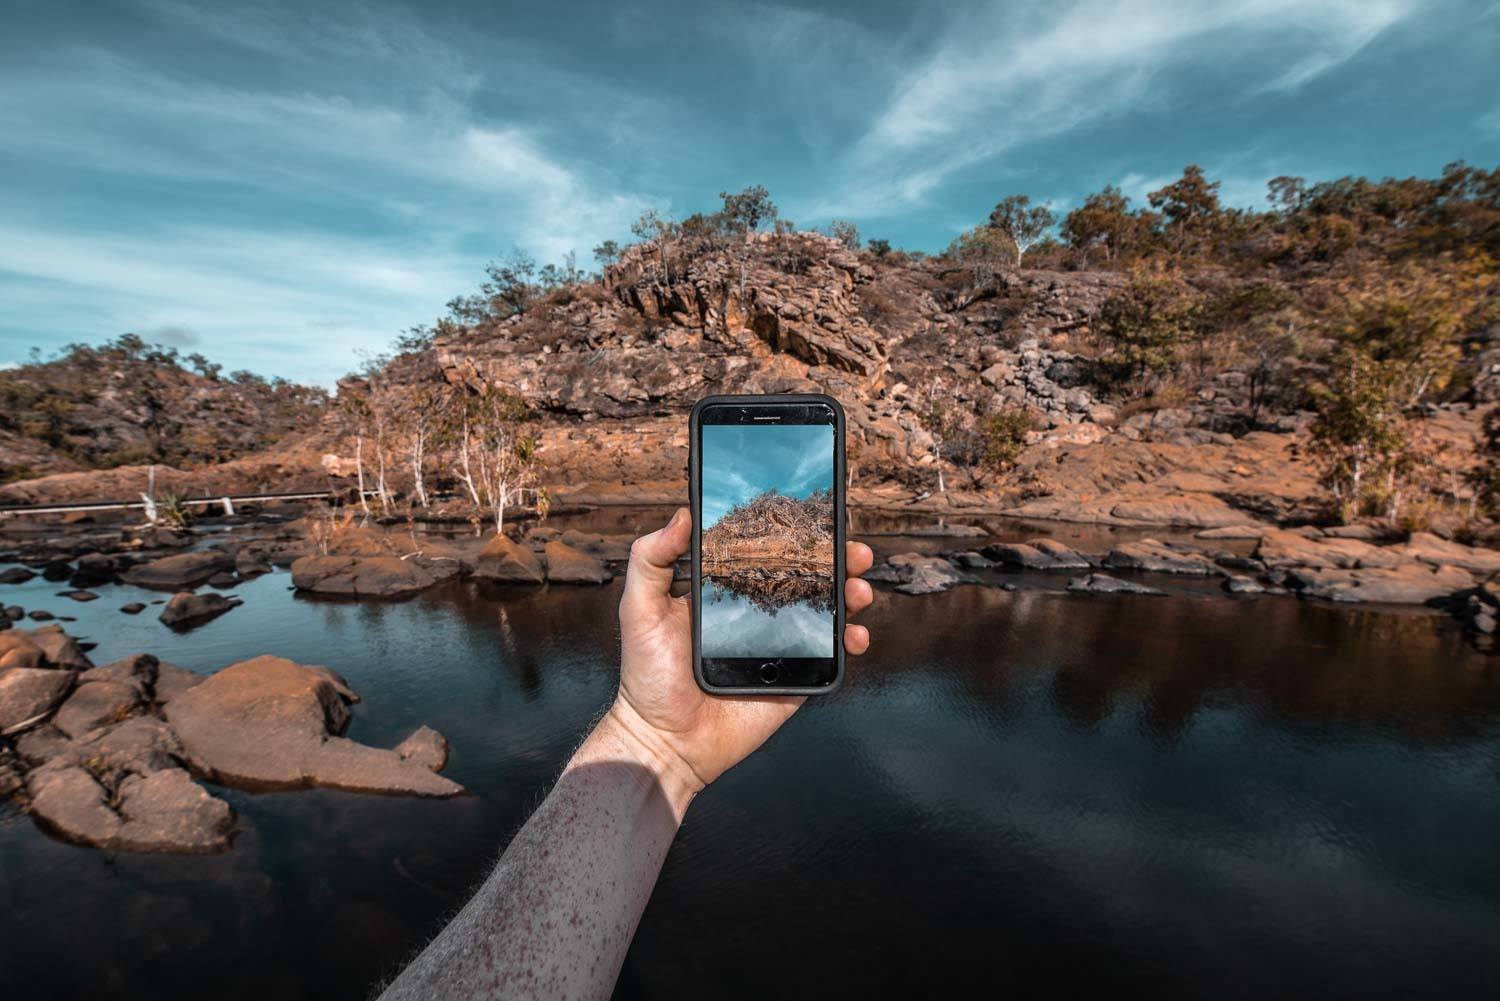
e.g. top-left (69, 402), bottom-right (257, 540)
top-left (3, 517), bottom-right (1500, 999)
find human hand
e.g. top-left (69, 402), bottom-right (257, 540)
top-left (604, 507), bottom-right (873, 806)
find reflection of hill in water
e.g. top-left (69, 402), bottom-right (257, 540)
top-left (707, 568), bottom-right (835, 616)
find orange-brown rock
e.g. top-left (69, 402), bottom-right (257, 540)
top-left (474, 534), bottom-right (545, 582)
top-left (164, 655), bottom-right (462, 796)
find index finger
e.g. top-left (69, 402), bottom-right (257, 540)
top-left (846, 541), bottom-right (873, 578)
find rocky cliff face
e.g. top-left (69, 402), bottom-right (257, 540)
top-left (434, 233), bottom-right (888, 417)
top-left (426, 233), bottom-right (1135, 481)
top-left (4, 230), bottom-right (1485, 535)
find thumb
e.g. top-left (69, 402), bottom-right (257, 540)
top-left (622, 507), bottom-right (691, 608)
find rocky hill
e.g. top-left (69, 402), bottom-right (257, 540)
top-left (4, 165), bottom-right (1494, 539)
top-left (0, 335), bottom-right (327, 485)
top-left (704, 489), bottom-right (835, 573)
top-left (382, 227), bottom-right (1474, 536)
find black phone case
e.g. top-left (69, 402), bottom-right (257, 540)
top-left (690, 393), bottom-right (846, 696)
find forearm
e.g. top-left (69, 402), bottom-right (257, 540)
top-left (379, 704), bottom-right (699, 1001)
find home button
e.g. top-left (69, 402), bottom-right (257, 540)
top-left (759, 662), bottom-right (779, 684)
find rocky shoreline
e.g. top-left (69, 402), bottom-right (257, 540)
top-left (2, 501), bottom-right (1496, 855)
top-left (0, 629), bottom-right (461, 854)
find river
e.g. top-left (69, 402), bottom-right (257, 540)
top-left (2, 508), bottom-right (1498, 998)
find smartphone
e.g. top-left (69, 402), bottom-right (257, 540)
top-left (690, 394), bottom-right (845, 695)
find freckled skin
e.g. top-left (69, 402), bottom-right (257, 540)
top-left (378, 509), bottom-right (874, 1001)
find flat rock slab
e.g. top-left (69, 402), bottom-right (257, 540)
top-left (71, 553), bottom-right (123, 586)
top-left (153, 663), bottom-right (205, 705)
top-left (1286, 564), bottom-right (1474, 605)
top-left (165, 655), bottom-right (463, 797)
top-left (160, 591), bottom-right (241, 628)
top-left (559, 530), bottom-right (636, 561)
top-left (982, 540), bottom-right (1090, 570)
top-left (474, 534), bottom-right (545, 583)
top-left (0, 632), bottom-right (45, 671)
top-left (0, 668), bottom-right (76, 736)
top-left (120, 602), bottom-right (146, 615)
top-left (122, 551), bottom-right (236, 590)
top-left (43, 715), bottom-right (179, 775)
top-left (544, 541), bottom-right (612, 584)
top-left (395, 725), bottom-right (450, 772)
top-left (28, 625), bottom-right (94, 670)
top-left (1068, 573), bottom-right (1165, 595)
top-left (14, 723), bottom-right (71, 765)
top-left (28, 764), bottom-right (233, 854)
top-left (53, 678), bottom-right (142, 738)
top-left (1107, 494), bottom-right (1249, 529)
top-left (1399, 533), bottom-right (1500, 576)
top-left (1105, 540), bottom-right (1221, 576)
top-left (886, 553), bottom-right (966, 595)
top-left (1254, 529), bottom-right (1402, 570)
top-left (235, 550), bottom-right (274, 576)
top-left (290, 555), bottom-right (453, 598)
top-left (863, 523), bottom-right (986, 538)
top-left (1196, 524), bottom-right (1273, 540)
top-left (81, 654), bottom-right (158, 698)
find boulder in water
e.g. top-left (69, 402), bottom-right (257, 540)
top-left (28, 625), bottom-right (94, 670)
top-left (0, 632), bottom-right (46, 671)
top-left (53, 677), bottom-right (143, 739)
top-left (1284, 563), bottom-right (1474, 604)
top-left (0, 668), bottom-right (76, 736)
top-left (886, 553), bottom-right (966, 595)
top-left (160, 591), bottom-right (241, 628)
top-left (474, 534), bottom-right (546, 583)
top-left (290, 555), bottom-right (453, 598)
top-left (543, 541), bottom-right (611, 584)
top-left (1104, 540), bottom-right (1221, 575)
top-left (395, 725), bottom-right (450, 772)
top-left (1067, 573), bottom-right (1165, 596)
top-left (165, 655), bottom-right (463, 797)
top-left (122, 551), bottom-right (236, 590)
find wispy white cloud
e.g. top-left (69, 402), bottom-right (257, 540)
top-left (0, 1), bottom-right (657, 381)
top-left (0, 220), bottom-right (481, 386)
top-left (828, 0), bottom-right (1423, 218)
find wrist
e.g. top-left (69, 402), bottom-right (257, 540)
top-left (590, 699), bottom-right (703, 822)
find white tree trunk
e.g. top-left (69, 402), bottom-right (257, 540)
top-left (355, 436), bottom-right (370, 516)
top-left (411, 430), bottom-right (428, 508)
top-left (458, 418), bottom-right (481, 506)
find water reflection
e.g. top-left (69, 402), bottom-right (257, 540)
top-left (700, 578), bottom-right (834, 658)
top-left (1, 552), bottom-right (1498, 1000)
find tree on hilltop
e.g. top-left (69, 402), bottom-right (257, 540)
top-left (988, 195), bottom-right (1055, 267)
top-left (592, 240), bottom-right (621, 268)
top-left (1149, 165), bottom-right (1222, 252)
top-left (826, 219), bottom-right (860, 249)
top-left (1062, 185), bottom-right (1147, 263)
top-left (718, 185), bottom-right (778, 236)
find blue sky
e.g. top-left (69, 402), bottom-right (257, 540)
top-left (701, 424), bottom-right (834, 528)
top-left (2, 0), bottom-right (1497, 385)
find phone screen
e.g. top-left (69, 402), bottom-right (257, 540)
top-left (697, 402), bottom-right (838, 687)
